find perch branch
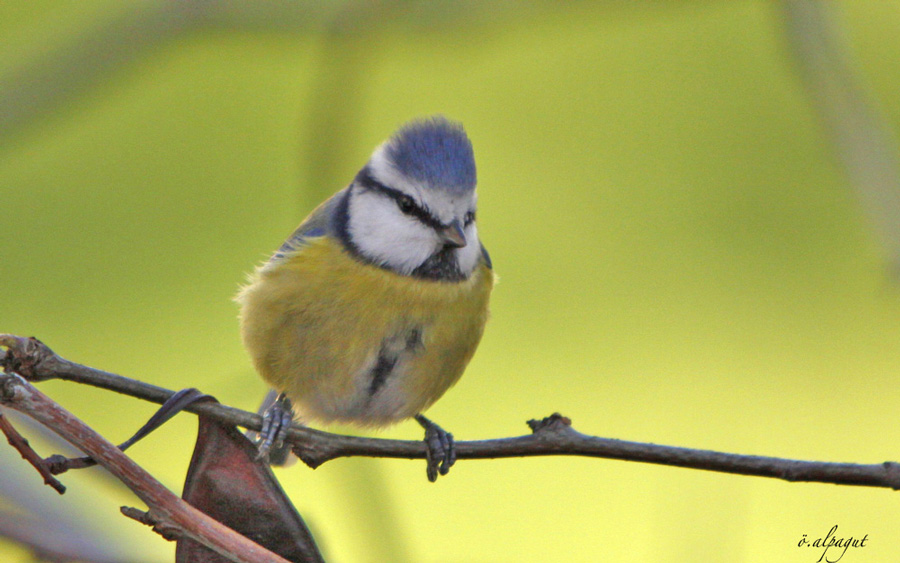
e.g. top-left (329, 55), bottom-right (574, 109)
top-left (3, 334), bottom-right (900, 490)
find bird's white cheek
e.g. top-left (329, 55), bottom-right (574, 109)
top-left (348, 191), bottom-right (438, 274)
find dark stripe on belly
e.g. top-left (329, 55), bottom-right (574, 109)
top-left (368, 350), bottom-right (398, 397)
top-left (406, 328), bottom-right (422, 350)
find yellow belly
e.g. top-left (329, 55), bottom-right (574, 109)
top-left (237, 237), bottom-right (493, 426)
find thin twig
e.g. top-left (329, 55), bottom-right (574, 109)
top-left (0, 370), bottom-right (289, 563)
top-left (0, 411), bottom-right (66, 494)
top-left (291, 413), bottom-right (900, 490)
top-left (120, 506), bottom-right (184, 542)
top-left (3, 334), bottom-right (900, 491)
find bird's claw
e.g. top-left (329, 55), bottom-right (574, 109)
top-left (257, 393), bottom-right (294, 463)
top-left (415, 414), bottom-right (456, 482)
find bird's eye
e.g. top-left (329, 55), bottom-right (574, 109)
top-left (397, 195), bottom-right (416, 215)
top-left (464, 211), bottom-right (476, 225)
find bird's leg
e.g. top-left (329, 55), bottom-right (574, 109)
top-left (415, 414), bottom-right (456, 482)
top-left (256, 392), bottom-right (294, 463)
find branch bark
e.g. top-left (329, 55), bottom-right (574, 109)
top-left (3, 334), bottom-right (900, 491)
top-left (0, 367), bottom-right (290, 563)
top-left (0, 412), bottom-right (66, 494)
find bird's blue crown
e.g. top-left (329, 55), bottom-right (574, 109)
top-left (385, 117), bottom-right (476, 194)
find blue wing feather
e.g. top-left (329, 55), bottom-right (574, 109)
top-left (270, 188), bottom-right (347, 262)
top-left (479, 243), bottom-right (492, 269)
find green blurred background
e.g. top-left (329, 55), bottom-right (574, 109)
top-left (3, 1), bottom-right (900, 561)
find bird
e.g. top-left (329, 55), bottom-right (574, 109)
top-left (236, 116), bottom-right (494, 481)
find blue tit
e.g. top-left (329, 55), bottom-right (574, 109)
top-left (236, 116), bottom-right (494, 480)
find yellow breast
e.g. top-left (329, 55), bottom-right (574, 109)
top-left (237, 236), bottom-right (493, 426)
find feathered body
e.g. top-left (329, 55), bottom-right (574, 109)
top-left (237, 117), bottom-right (493, 427)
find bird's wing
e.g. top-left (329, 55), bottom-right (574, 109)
top-left (269, 188), bottom-right (348, 262)
top-left (479, 243), bottom-right (492, 270)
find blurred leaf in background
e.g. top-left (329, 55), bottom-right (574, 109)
top-left (3, 1), bottom-right (900, 561)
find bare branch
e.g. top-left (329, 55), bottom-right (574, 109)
top-left (288, 413), bottom-right (900, 490)
top-left (0, 412), bottom-right (66, 494)
top-left (0, 370), bottom-right (291, 563)
top-left (3, 334), bottom-right (900, 491)
top-left (120, 506), bottom-right (184, 542)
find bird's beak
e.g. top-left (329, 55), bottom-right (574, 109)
top-left (439, 219), bottom-right (467, 248)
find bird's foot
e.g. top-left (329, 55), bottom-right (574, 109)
top-left (415, 414), bottom-right (456, 482)
top-left (256, 393), bottom-right (294, 463)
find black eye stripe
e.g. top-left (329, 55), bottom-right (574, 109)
top-left (356, 168), bottom-right (444, 229)
top-left (388, 190), bottom-right (443, 229)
